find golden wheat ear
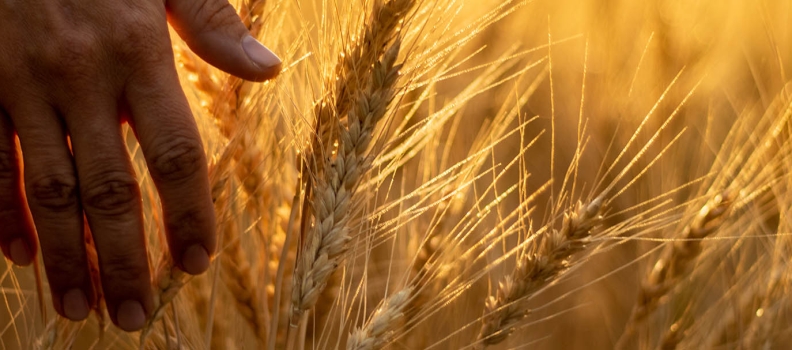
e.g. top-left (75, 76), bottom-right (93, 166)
top-left (615, 191), bottom-right (734, 349)
top-left (139, 256), bottom-right (189, 344)
top-left (287, 1), bottom-right (417, 345)
top-left (475, 196), bottom-right (604, 349)
top-left (346, 287), bottom-right (413, 350)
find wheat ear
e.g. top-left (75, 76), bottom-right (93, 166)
top-left (291, 39), bottom-right (404, 323)
top-left (294, 2), bottom-right (415, 318)
top-left (309, 0), bottom-right (416, 172)
top-left (632, 191), bottom-right (733, 321)
top-left (347, 287), bottom-right (414, 350)
top-left (475, 197), bottom-right (604, 349)
top-left (140, 256), bottom-right (189, 343)
top-left (139, 158), bottom-right (234, 344)
top-left (240, 0), bottom-right (268, 36)
top-left (333, 0), bottom-right (415, 114)
top-left (178, 2), bottom-right (275, 202)
top-left (708, 261), bottom-right (787, 348)
top-left (615, 190), bottom-right (734, 349)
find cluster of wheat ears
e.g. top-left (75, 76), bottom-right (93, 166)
top-left (3, 0), bottom-right (792, 349)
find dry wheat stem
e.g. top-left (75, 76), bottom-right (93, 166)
top-left (214, 172), bottom-right (270, 345)
top-left (267, 182), bottom-right (303, 350)
top-left (346, 287), bottom-right (413, 350)
top-left (220, 215), bottom-right (269, 344)
top-left (225, 134), bottom-right (280, 342)
top-left (192, 277), bottom-right (228, 350)
top-left (223, 172), bottom-right (268, 344)
top-left (474, 196), bottom-right (604, 349)
top-left (402, 197), bottom-right (465, 348)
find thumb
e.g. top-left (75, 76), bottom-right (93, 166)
top-left (166, 0), bottom-right (281, 82)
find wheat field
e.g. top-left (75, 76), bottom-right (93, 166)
top-left (2, 0), bottom-right (792, 349)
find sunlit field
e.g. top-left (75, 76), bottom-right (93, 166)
top-left (3, 0), bottom-right (792, 349)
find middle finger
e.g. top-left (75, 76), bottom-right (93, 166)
top-left (62, 94), bottom-right (153, 332)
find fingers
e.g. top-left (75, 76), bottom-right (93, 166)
top-left (167, 0), bottom-right (281, 81)
top-left (0, 109), bottom-right (36, 266)
top-left (125, 65), bottom-right (216, 276)
top-left (64, 97), bottom-right (152, 332)
top-left (11, 103), bottom-right (94, 322)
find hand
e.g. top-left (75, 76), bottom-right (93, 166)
top-left (0, 0), bottom-right (280, 331)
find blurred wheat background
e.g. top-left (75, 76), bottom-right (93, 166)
top-left (3, 0), bottom-right (792, 349)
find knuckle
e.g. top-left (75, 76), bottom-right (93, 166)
top-left (0, 147), bottom-right (17, 186)
top-left (150, 137), bottom-right (206, 183)
top-left (166, 206), bottom-right (213, 240)
top-left (195, 0), bottom-right (242, 33)
top-left (27, 172), bottom-right (79, 212)
top-left (100, 249), bottom-right (148, 285)
top-left (81, 172), bottom-right (140, 217)
top-left (41, 31), bottom-right (102, 78)
top-left (42, 246), bottom-right (87, 281)
top-left (112, 18), bottom-right (168, 66)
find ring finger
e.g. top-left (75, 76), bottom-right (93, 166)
top-left (11, 101), bottom-right (93, 322)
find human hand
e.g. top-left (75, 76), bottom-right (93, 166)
top-left (0, 0), bottom-right (280, 331)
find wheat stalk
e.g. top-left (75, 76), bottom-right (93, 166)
top-left (290, 39), bottom-right (405, 329)
top-left (209, 155), bottom-right (270, 345)
top-left (220, 212), bottom-right (269, 344)
top-left (347, 287), bottom-right (413, 350)
top-left (333, 0), bottom-right (414, 114)
top-left (474, 196), bottom-right (604, 349)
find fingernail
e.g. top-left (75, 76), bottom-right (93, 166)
top-left (9, 238), bottom-right (32, 266)
top-left (117, 300), bottom-right (146, 332)
top-left (182, 244), bottom-right (210, 275)
top-left (242, 35), bottom-right (282, 69)
top-left (62, 288), bottom-right (89, 321)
